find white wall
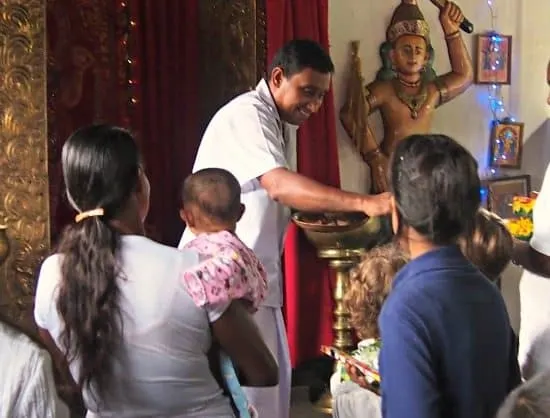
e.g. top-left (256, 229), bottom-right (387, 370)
top-left (328, 0), bottom-right (550, 331)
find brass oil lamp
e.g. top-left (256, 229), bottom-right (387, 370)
top-left (291, 212), bottom-right (388, 413)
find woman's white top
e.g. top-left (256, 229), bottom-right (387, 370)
top-left (519, 163), bottom-right (550, 378)
top-left (0, 321), bottom-right (70, 418)
top-left (34, 235), bottom-right (234, 417)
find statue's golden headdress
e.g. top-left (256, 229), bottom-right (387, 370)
top-left (386, 0), bottom-right (430, 45)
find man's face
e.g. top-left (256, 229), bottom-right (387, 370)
top-left (390, 35), bottom-right (429, 76)
top-left (270, 67), bottom-right (331, 125)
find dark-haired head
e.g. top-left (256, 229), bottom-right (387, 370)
top-left (267, 39), bottom-right (334, 125)
top-left (56, 124), bottom-right (149, 400)
top-left (180, 168), bottom-right (244, 234)
top-left (389, 134), bottom-right (480, 253)
top-left (458, 209), bottom-right (513, 281)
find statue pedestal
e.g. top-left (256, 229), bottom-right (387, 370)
top-left (291, 213), bottom-right (386, 414)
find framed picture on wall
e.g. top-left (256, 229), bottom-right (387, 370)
top-left (474, 33), bottom-right (512, 85)
top-left (489, 119), bottom-right (524, 169)
top-left (484, 175), bottom-right (531, 219)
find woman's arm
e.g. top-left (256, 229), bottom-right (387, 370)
top-left (211, 302), bottom-right (278, 387)
top-left (38, 328), bottom-right (85, 414)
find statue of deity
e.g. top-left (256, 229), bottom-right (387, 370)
top-left (340, 0), bottom-right (474, 193)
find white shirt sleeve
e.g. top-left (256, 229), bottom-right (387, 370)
top-left (196, 102), bottom-right (288, 187)
top-left (34, 255), bottom-right (63, 331)
top-left (531, 164), bottom-right (550, 257)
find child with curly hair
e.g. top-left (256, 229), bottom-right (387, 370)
top-left (331, 244), bottom-right (408, 418)
top-left (344, 244), bottom-right (409, 341)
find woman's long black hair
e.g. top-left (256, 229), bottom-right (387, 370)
top-left (56, 125), bottom-right (141, 398)
top-left (389, 134), bottom-right (481, 245)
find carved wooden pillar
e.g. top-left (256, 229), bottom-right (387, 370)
top-left (198, 0), bottom-right (266, 134)
top-left (0, 0), bottom-right (49, 328)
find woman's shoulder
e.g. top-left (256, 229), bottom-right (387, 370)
top-left (120, 235), bottom-right (201, 276)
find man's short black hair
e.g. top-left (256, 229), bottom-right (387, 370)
top-left (268, 39), bottom-right (334, 78)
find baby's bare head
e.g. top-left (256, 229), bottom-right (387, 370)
top-left (180, 168), bottom-right (242, 233)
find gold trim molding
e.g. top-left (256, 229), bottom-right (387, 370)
top-left (0, 0), bottom-right (49, 325)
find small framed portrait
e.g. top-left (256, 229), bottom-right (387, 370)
top-left (475, 33), bottom-right (512, 85)
top-left (489, 119), bottom-right (524, 169)
top-left (483, 175), bottom-right (531, 219)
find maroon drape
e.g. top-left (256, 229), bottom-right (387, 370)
top-left (266, 0), bottom-right (341, 367)
top-left (128, 0), bottom-right (200, 245)
top-left (47, 0), bottom-right (130, 242)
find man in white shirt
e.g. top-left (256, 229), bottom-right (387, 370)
top-left (514, 61), bottom-right (550, 379)
top-left (179, 39), bottom-right (390, 418)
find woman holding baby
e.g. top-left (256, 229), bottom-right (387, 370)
top-left (33, 125), bottom-right (277, 417)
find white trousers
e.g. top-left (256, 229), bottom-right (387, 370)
top-left (518, 271), bottom-right (550, 379)
top-left (243, 306), bottom-right (292, 418)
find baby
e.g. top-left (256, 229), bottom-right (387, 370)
top-left (179, 167), bottom-right (267, 418)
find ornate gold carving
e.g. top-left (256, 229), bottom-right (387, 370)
top-left (0, 0), bottom-right (49, 326)
top-left (198, 0), bottom-right (267, 133)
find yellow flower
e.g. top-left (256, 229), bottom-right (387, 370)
top-left (506, 217), bottom-right (534, 240)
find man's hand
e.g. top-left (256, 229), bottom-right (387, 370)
top-left (439, 1), bottom-right (464, 35)
top-left (362, 192), bottom-right (391, 217)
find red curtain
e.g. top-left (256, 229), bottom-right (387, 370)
top-left (266, 0), bottom-right (341, 367)
top-left (47, 0), bottom-right (130, 242)
top-left (127, 0), bottom-right (200, 245)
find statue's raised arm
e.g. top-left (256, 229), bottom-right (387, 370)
top-left (432, 1), bottom-right (474, 106)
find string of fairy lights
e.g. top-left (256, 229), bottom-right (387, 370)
top-left (119, 1), bottom-right (138, 127)
top-left (484, 0), bottom-right (517, 177)
top-left (485, 0), bottom-right (513, 123)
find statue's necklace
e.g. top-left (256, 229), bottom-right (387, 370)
top-left (397, 77), bottom-right (421, 88)
top-left (394, 79), bottom-right (427, 120)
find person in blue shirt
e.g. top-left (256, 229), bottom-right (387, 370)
top-left (378, 134), bottom-right (521, 418)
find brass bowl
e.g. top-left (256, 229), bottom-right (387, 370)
top-left (291, 211), bottom-right (383, 251)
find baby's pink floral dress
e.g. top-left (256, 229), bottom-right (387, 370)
top-left (182, 230), bottom-right (267, 308)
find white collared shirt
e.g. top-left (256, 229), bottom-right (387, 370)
top-left (530, 163), bottom-right (550, 257)
top-left (518, 163), bottom-right (550, 378)
top-left (179, 79), bottom-right (297, 307)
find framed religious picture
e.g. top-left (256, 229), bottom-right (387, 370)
top-left (483, 175), bottom-right (531, 219)
top-left (488, 119), bottom-right (524, 169)
top-left (475, 33), bottom-right (512, 85)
